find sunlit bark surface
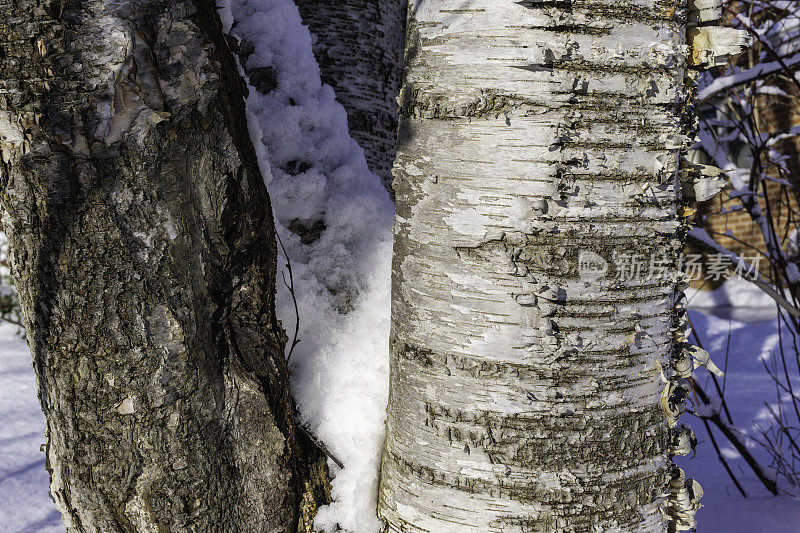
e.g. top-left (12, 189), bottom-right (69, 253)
top-left (379, 1), bottom-right (694, 530)
top-left (0, 1), bottom-right (327, 530)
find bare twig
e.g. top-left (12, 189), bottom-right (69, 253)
top-left (297, 423), bottom-right (344, 469)
top-left (275, 230), bottom-right (301, 361)
top-left (687, 233), bottom-right (800, 320)
top-left (690, 316), bottom-right (736, 424)
top-left (701, 415), bottom-right (749, 498)
top-left (0, 315), bottom-right (22, 327)
top-left (689, 377), bottom-right (780, 494)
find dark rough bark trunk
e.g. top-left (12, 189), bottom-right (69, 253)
top-left (294, 0), bottom-right (406, 193)
top-left (0, 1), bottom-right (326, 531)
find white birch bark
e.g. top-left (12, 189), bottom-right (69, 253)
top-left (294, 0), bottom-right (406, 192)
top-left (378, 0), bottom-right (700, 530)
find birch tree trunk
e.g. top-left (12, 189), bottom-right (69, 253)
top-left (379, 0), bottom-right (698, 530)
top-left (294, 0), bottom-right (406, 192)
top-left (0, 1), bottom-right (326, 530)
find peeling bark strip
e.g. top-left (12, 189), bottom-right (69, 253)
top-left (294, 0), bottom-right (406, 192)
top-left (378, 0), bottom-right (706, 531)
top-left (0, 1), bottom-right (326, 531)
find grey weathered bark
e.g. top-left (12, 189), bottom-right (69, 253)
top-left (294, 0), bottom-right (406, 192)
top-left (0, 1), bottom-right (327, 531)
top-left (378, 0), bottom-right (721, 531)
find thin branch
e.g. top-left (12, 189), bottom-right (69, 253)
top-left (689, 377), bottom-right (780, 494)
top-left (0, 315), bottom-right (23, 327)
top-left (697, 51), bottom-right (800, 105)
top-left (702, 416), bottom-right (749, 498)
top-left (687, 231), bottom-right (800, 320)
top-left (297, 423), bottom-right (344, 470)
top-left (275, 230), bottom-right (301, 361)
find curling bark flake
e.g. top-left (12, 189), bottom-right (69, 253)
top-left (378, 0), bottom-right (744, 531)
top-left (294, 0), bottom-right (406, 192)
top-left (0, 1), bottom-right (327, 531)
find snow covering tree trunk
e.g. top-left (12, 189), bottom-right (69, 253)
top-left (0, 1), bottom-right (327, 531)
top-left (378, 0), bottom-right (717, 530)
top-left (294, 0), bottom-right (406, 192)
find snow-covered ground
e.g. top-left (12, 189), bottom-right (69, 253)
top-left (3, 293), bottom-right (800, 531)
top-left (675, 304), bottom-right (800, 531)
top-left (0, 323), bottom-right (61, 532)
